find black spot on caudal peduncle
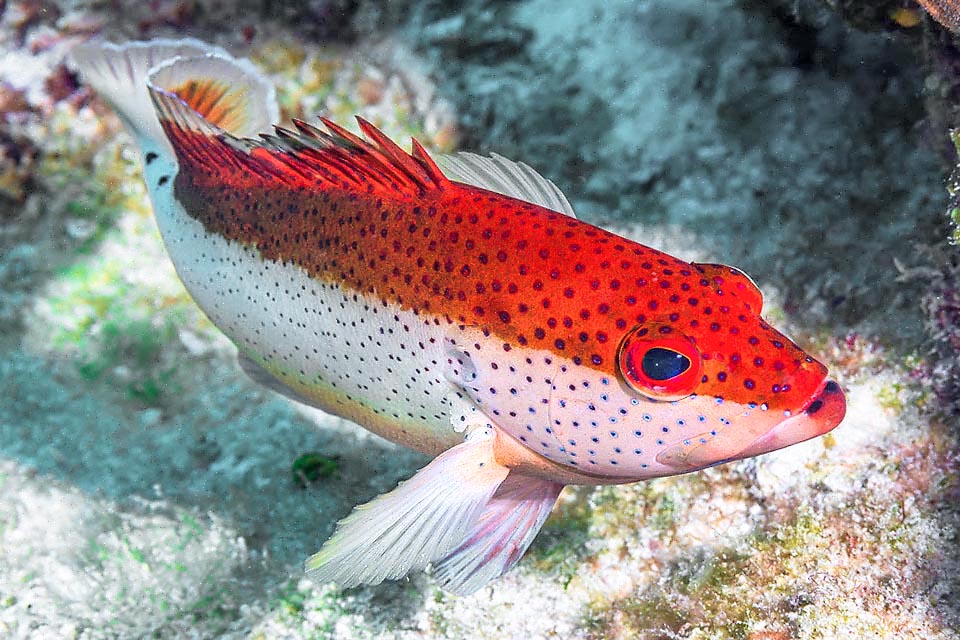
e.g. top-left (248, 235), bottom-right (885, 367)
top-left (145, 152), bottom-right (158, 164)
top-left (158, 175), bottom-right (170, 186)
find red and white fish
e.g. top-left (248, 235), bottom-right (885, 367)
top-left (69, 39), bottom-right (846, 595)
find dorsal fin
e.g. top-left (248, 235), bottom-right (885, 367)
top-left (694, 263), bottom-right (764, 311)
top-left (147, 60), bottom-right (448, 196)
top-left (436, 152), bottom-right (576, 218)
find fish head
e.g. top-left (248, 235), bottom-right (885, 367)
top-left (453, 260), bottom-right (845, 480)
top-left (542, 263), bottom-right (845, 478)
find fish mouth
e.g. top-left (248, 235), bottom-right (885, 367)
top-left (653, 378), bottom-right (846, 473)
top-left (734, 378), bottom-right (846, 459)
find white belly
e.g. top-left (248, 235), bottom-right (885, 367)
top-left (145, 153), bottom-right (461, 453)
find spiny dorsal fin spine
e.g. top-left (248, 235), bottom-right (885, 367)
top-left (411, 139), bottom-right (447, 184)
top-left (355, 117), bottom-right (437, 189)
top-left (314, 117), bottom-right (424, 190)
top-left (319, 117), bottom-right (370, 148)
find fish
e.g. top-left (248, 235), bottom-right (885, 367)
top-left (68, 38), bottom-right (846, 595)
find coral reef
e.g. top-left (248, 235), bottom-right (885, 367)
top-left (0, 0), bottom-right (958, 638)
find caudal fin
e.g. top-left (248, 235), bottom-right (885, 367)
top-left (68, 38), bottom-right (278, 151)
top-left (146, 52), bottom-right (278, 138)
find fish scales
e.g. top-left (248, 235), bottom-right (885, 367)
top-left (70, 38), bottom-right (847, 594)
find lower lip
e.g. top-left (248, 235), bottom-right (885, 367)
top-left (800, 379), bottom-right (846, 430)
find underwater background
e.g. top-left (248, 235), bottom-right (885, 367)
top-left (0, 0), bottom-right (958, 637)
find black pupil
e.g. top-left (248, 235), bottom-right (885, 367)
top-left (641, 347), bottom-right (690, 380)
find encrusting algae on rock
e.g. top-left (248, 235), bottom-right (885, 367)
top-left (67, 36), bottom-right (846, 595)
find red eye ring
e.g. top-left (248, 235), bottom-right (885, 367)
top-left (618, 333), bottom-right (702, 400)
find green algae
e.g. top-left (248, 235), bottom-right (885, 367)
top-left (949, 129), bottom-right (960, 245)
top-left (108, 511), bottom-right (247, 632)
top-left (580, 449), bottom-right (960, 640)
top-left (38, 112), bottom-right (137, 252)
top-left (292, 452), bottom-right (340, 487)
top-left (274, 579), bottom-right (309, 617)
top-left (528, 478), bottom-right (713, 589)
top-left (39, 251), bottom-right (194, 404)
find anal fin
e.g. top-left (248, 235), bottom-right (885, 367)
top-left (432, 474), bottom-right (563, 595)
top-left (236, 353), bottom-right (324, 410)
top-left (306, 427), bottom-right (510, 589)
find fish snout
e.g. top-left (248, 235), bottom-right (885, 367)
top-left (735, 378), bottom-right (846, 459)
top-left (801, 380), bottom-right (845, 428)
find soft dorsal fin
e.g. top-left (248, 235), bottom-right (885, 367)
top-left (68, 39), bottom-right (278, 153)
top-left (147, 58), bottom-right (448, 196)
top-left (694, 263), bottom-right (764, 311)
top-left (436, 152), bottom-right (577, 218)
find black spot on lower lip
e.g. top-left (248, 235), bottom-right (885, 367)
top-left (824, 381), bottom-right (839, 394)
top-left (805, 399), bottom-right (824, 415)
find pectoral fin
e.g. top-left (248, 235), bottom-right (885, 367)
top-left (432, 474), bottom-right (563, 595)
top-left (306, 426), bottom-right (510, 590)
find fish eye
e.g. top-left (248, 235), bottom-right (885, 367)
top-left (641, 347), bottom-right (691, 380)
top-left (618, 332), bottom-right (702, 401)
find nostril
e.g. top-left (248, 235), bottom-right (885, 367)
top-left (805, 399), bottom-right (824, 415)
top-left (824, 381), bottom-right (840, 394)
